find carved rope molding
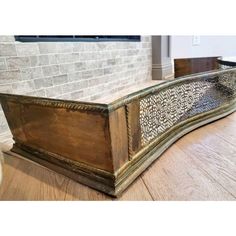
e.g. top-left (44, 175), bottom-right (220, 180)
top-left (0, 93), bottom-right (109, 113)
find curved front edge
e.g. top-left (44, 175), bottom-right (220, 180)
top-left (113, 69), bottom-right (236, 196)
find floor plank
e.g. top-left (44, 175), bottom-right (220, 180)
top-left (0, 154), bottom-right (152, 201)
top-left (176, 122), bottom-right (236, 197)
top-left (118, 178), bottom-right (153, 201)
top-left (211, 116), bottom-right (236, 147)
top-left (141, 145), bottom-right (235, 200)
top-left (64, 179), bottom-right (111, 201)
top-left (0, 155), bottom-right (69, 200)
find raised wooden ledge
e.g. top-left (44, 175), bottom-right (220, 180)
top-left (1, 68), bottom-right (236, 196)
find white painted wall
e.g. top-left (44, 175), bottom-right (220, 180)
top-left (170, 36), bottom-right (236, 59)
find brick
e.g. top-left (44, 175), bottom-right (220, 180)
top-left (16, 43), bottom-right (40, 56)
top-left (97, 60), bottom-right (108, 68)
top-left (61, 81), bottom-right (88, 94)
top-left (56, 54), bottom-right (75, 64)
top-left (34, 78), bottom-right (53, 89)
top-left (48, 55), bottom-right (57, 64)
top-left (96, 42), bottom-right (109, 50)
top-left (0, 44), bottom-right (17, 56)
top-left (107, 58), bottom-right (116, 66)
top-left (82, 70), bottom-right (93, 79)
top-left (90, 76), bottom-right (108, 86)
top-left (35, 89), bottom-right (46, 97)
top-left (6, 56), bottom-right (31, 69)
top-left (90, 93), bottom-right (103, 101)
top-left (127, 49), bottom-right (139, 56)
top-left (30, 55), bottom-right (49, 66)
top-left (0, 58), bottom-right (7, 70)
top-left (86, 61), bottom-right (98, 70)
top-left (104, 67), bottom-right (113, 75)
top-left (79, 52), bottom-right (96, 60)
top-left (70, 90), bottom-right (84, 100)
top-left (57, 93), bottom-right (72, 100)
top-left (42, 65), bottom-right (60, 77)
top-left (74, 62), bottom-right (86, 71)
top-left (52, 74), bottom-right (68, 85)
top-left (76, 80), bottom-right (88, 89)
top-left (84, 43), bottom-right (98, 51)
top-left (142, 42), bottom-right (151, 49)
top-left (21, 67), bottom-right (43, 80)
top-left (61, 83), bottom-right (75, 93)
top-left (45, 86), bottom-right (63, 97)
top-left (60, 63), bottom-right (75, 74)
top-left (68, 72), bottom-right (82, 82)
top-left (0, 70), bottom-right (21, 83)
top-left (0, 84), bottom-right (12, 93)
top-left (72, 53), bottom-right (80, 62)
top-left (93, 68), bottom-right (104, 77)
top-left (56, 43), bottom-right (73, 53)
top-left (12, 81), bottom-right (35, 94)
top-left (38, 43), bottom-right (57, 54)
top-left (26, 89), bottom-right (46, 97)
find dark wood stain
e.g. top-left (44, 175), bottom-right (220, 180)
top-left (174, 57), bottom-right (219, 77)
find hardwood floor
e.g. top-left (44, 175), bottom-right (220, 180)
top-left (0, 112), bottom-right (236, 200)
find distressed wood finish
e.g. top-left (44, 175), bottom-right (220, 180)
top-left (1, 68), bottom-right (236, 196)
top-left (174, 57), bottom-right (219, 77)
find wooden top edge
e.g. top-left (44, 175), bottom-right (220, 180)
top-left (0, 93), bottom-right (109, 113)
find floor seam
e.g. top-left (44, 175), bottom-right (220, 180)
top-left (141, 176), bottom-right (155, 201)
top-left (63, 179), bottom-right (70, 200)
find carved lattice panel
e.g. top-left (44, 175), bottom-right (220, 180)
top-left (139, 73), bottom-right (236, 146)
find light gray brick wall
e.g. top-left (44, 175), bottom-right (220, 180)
top-left (0, 35), bottom-right (152, 138)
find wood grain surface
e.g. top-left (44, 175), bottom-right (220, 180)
top-left (174, 57), bottom-right (219, 77)
top-left (0, 112), bottom-right (235, 200)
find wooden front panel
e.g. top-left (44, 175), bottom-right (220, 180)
top-left (109, 107), bottom-right (129, 171)
top-left (126, 101), bottom-right (142, 158)
top-left (174, 57), bottom-right (219, 77)
top-left (2, 101), bottom-right (113, 172)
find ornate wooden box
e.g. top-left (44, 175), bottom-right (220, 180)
top-left (0, 69), bottom-right (236, 196)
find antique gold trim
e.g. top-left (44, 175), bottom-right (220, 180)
top-left (0, 93), bottom-right (108, 113)
top-left (125, 104), bottom-right (133, 160)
